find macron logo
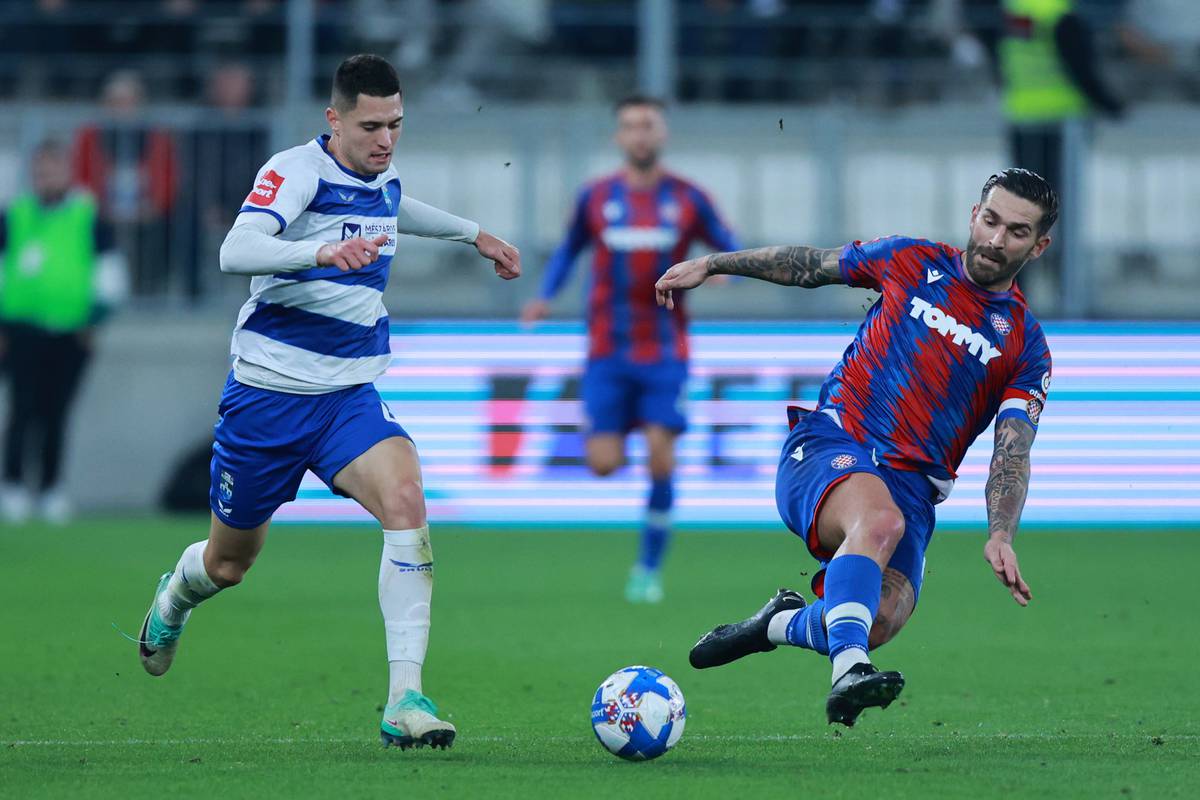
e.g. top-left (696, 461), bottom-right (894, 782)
top-left (908, 297), bottom-right (1002, 365)
top-left (926, 268), bottom-right (943, 284)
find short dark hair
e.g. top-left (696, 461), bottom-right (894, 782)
top-left (614, 94), bottom-right (666, 115)
top-left (331, 54), bottom-right (401, 112)
top-left (980, 168), bottom-right (1059, 236)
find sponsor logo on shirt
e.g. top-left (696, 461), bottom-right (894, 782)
top-left (926, 268), bottom-right (944, 284)
top-left (341, 222), bottom-right (362, 240)
top-left (601, 226), bottom-right (679, 252)
top-left (602, 200), bottom-right (623, 222)
top-left (247, 169), bottom-right (285, 206)
top-left (1041, 370), bottom-right (1052, 394)
top-left (908, 297), bottom-right (1003, 365)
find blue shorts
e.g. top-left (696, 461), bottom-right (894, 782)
top-left (774, 409), bottom-right (936, 602)
top-left (209, 373), bottom-right (411, 529)
top-left (581, 356), bottom-right (688, 435)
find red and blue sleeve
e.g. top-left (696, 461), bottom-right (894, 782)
top-left (690, 187), bottom-right (741, 253)
top-left (539, 187), bottom-right (593, 300)
top-left (839, 236), bottom-right (912, 290)
top-left (996, 324), bottom-right (1052, 431)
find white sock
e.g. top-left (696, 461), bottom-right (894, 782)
top-left (380, 527), bottom-right (433, 706)
top-left (159, 541), bottom-right (221, 626)
top-left (766, 608), bottom-right (800, 645)
top-left (831, 646), bottom-right (871, 685)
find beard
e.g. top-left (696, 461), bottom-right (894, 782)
top-left (964, 240), bottom-right (1024, 287)
top-left (627, 151), bottom-right (659, 171)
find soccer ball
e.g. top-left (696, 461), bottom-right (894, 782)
top-left (590, 666), bottom-right (686, 761)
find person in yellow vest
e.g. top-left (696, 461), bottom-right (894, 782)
top-left (0, 140), bottom-right (126, 524)
top-left (999, 0), bottom-right (1123, 311)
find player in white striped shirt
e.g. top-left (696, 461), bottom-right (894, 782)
top-left (134, 55), bottom-right (520, 750)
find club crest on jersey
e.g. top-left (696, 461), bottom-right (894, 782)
top-left (831, 454), bottom-right (858, 469)
top-left (909, 297), bottom-right (1002, 365)
top-left (341, 222), bottom-right (362, 240)
top-left (247, 169), bottom-right (284, 207)
top-left (1027, 398), bottom-right (1043, 424)
top-left (659, 201), bottom-right (680, 223)
top-left (990, 313), bottom-right (1012, 335)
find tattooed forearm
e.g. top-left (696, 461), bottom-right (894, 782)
top-left (702, 246), bottom-right (843, 288)
top-left (985, 416), bottom-right (1036, 542)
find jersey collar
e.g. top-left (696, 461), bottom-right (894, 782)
top-left (315, 134), bottom-right (383, 184)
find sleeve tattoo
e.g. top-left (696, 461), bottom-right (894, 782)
top-left (703, 246), bottom-right (844, 288)
top-left (985, 416), bottom-right (1036, 542)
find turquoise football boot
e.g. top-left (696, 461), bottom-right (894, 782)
top-left (380, 690), bottom-right (456, 750)
top-left (624, 565), bottom-right (664, 604)
top-left (138, 572), bottom-right (189, 676)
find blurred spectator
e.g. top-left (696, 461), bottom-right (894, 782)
top-left (187, 62), bottom-right (269, 299)
top-left (0, 140), bottom-right (127, 525)
top-left (998, 0), bottom-right (1123, 312)
top-left (427, 0), bottom-right (552, 105)
top-left (1117, 0), bottom-right (1200, 102)
top-left (679, 0), bottom-right (788, 103)
top-left (353, 0), bottom-right (437, 72)
top-left (72, 70), bottom-right (180, 296)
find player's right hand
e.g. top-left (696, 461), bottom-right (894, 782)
top-left (655, 257), bottom-right (711, 310)
top-left (316, 234), bottom-right (390, 272)
top-left (520, 299), bottom-right (550, 326)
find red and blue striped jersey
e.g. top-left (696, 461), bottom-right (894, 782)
top-left (540, 171), bottom-right (740, 362)
top-left (816, 236), bottom-right (1052, 490)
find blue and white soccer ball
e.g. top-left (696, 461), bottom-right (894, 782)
top-left (590, 666), bottom-right (686, 761)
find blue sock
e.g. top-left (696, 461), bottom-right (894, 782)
top-left (784, 598), bottom-right (829, 655)
top-left (822, 554), bottom-right (882, 662)
top-left (637, 477), bottom-right (672, 571)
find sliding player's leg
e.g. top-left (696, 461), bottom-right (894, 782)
top-left (324, 399), bottom-right (452, 750)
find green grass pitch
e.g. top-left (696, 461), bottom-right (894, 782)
top-left (1, 518), bottom-right (1196, 799)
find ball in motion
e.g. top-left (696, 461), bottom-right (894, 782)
top-left (590, 665), bottom-right (686, 761)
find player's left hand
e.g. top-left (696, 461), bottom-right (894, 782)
top-left (475, 231), bottom-right (521, 280)
top-left (655, 257), bottom-right (711, 309)
top-left (984, 535), bottom-right (1032, 606)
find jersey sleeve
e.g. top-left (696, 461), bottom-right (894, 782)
top-left (838, 236), bottom-right (913, 290)
top-left (539, 187), bottom-right (593, 300)
top-left (996, 323), bottom-right (1052, 431)
top-left (237, 150), bottom-right (316, 234)
top-left (690, 186), bottom-right (741, 252)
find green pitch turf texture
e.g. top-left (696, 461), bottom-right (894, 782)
top-left (1, 518), bottom-right (1196, 799)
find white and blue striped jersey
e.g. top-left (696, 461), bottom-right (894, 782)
top-left (230, 135), bottom-right (403, 393)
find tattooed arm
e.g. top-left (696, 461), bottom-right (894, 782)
top-left (983, 415), bottom-right (1036, 606)
top-left (654, 246), bottom-right (843, 309)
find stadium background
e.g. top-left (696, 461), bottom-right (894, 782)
top-left (0, 0), bottom-right (1196, 524)
top-left (2, 4), bottom-right (1199, 798)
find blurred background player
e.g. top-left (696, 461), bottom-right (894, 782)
top-left (0, 139), bottom-right (126, 524)
top-left (520, 95), bottom-right (741, 604)
top-left (132, 54), bottom-right (521, 750)
top-left (657, 169), bottom-right (1056, 726)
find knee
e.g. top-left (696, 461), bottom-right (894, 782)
top-left (377, 478), bottom-right (426, 529)
top-left (588, 452), bottom-right (624, 477)
top-left (850, 508), bottom-right (906, 558)
top-left (207, 553), bottom-right (255, 588)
